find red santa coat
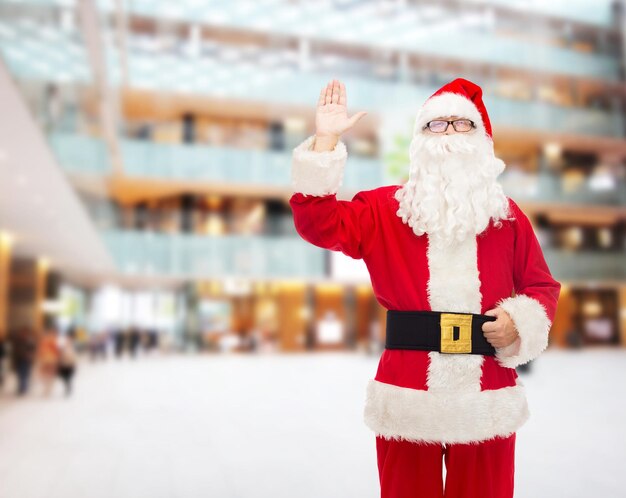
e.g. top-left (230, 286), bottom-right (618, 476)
top-left (289, 134), bottom-right (562, 445)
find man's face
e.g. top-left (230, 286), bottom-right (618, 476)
top-left (398, 112), bottom-right (508, 245)
top-left (423, 115), bottom-right (476, 135)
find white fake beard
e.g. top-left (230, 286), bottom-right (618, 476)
top-left (394, 130), bottom-right (512, 247)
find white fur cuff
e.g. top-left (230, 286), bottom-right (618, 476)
top-left (291, 135), bottom-right (347, 196)
top-left (495, 294), bottom-right (552, 369)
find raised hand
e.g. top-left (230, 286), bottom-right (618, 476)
top-left (313, 79), bottom-right (367, 151)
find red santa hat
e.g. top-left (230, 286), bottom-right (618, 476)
top-left (414, 77), bottom-right (493, 141)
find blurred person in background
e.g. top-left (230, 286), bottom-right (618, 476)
top-left (88, 331), bottom-right (107, 361)
top-left (10, 325), bottom-right (38, 396)
top-left (290, 79), bottom-right (560, 498)
top-left (128, 327), bottom-right (141, 358)
top-left (113, 328), bottom-right (125, 358)
top-left (146, 328), bottom-right (159, 353)
top-left (57, 329), bottom-right (77, 397)
top-left (37, 327), bottom-right (60, 397)
top-left (43, 82), bottom-right (63, 132)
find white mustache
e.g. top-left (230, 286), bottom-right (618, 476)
top-left (410, 133), bottom-right (481, 160)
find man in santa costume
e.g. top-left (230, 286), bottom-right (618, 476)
top-left (289, 78), bottom-right (561, 498)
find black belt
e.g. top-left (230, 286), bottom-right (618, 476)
top-left (385, 310), bottom-right (497, 355)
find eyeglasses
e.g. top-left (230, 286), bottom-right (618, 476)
top-left (423, 119), bottom-right (476, 133)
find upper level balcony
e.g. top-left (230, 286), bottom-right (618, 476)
top-left (50, 131), bottom-right (626, 207)
top-left (0, 4), bottom-right (622, 100)
top-left (543, 248), bottom-right (626, 283)
top-left (102, 230), bottom-right (327, 280)
top-left (101, 229), bottom-right (626, 283)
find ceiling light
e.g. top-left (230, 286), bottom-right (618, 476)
top-left (0, 231), bottom-right (14, 247)
top-left (60, 8), bottom-right (75, 33)
top-left (543, 142), bottom-right (562, 160)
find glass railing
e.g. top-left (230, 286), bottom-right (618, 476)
top-left (49, 132), bottom-right (384, 190)
top-left (544, 249), bottom-right (626, 281)
top-left (101, 230), bottom-right (624, 281)
top-left (488, 97), bottom-right (623, 137)
top-left (500, 172), bottom-right (626, 207)
top-left (50, 132), bottom-right (626, 206)
top-left (468, 0), bottom-right (616, 26)
top-left (102, 230), bottom-right (327, 278)
top-left (49, 133), bottom-right (111, 174)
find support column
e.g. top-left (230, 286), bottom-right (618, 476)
top-left (35, 257), bottom-right (50, 332)
top-left (552, 283), bottom-right (573, 347)
top-left (8, 257), bottom-right (48, 333)
top-left (614, 2), bottom-right (626, 148)
top-left (355, 284), bottom-right (374, 349)
top-left (618, 285), bottom-right (626, 348)
top-left (276, 282), bottom-right (307, 352)
top-left (313, 283), bottom-right (345, 351)
top-left (0, 231), bottom-right (12, 340)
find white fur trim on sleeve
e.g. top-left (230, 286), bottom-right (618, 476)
top-left (495, 294), bottom-right (551, 369)
top-left (291, 135), bottom-right (347, 196)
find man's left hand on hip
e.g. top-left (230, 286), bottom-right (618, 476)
top-left (482, 307), bottom-right (519, 348)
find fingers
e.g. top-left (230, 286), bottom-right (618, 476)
top-left (331, 80), bottom-right (340, 104)
top-left (319, 79), bottom-right (344, 106)
top-left (482, 320), bottom-right (498, 333)
top-left (482, 327), bottom-right (501, 345)
top-left (482, 308), bottom-right (502, 333)
top-left (339, 81), bottom-right (346, 106)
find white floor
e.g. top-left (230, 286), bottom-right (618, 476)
top-left (0, 348), bottom-right (624, 498)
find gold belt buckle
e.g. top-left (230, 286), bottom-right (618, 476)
top-left (440, 313), bottom-right (473, 353)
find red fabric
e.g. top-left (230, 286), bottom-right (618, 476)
top-left (289, 185), bottom-right (561, 393)
top-left (376, 432), bottom-right (516, 498)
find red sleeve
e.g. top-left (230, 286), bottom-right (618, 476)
top-left (289, 134), bottom-right (377, 260)
top-left (495, 199), bottom-right (562, 369)
top-left (289, 191), bottom-right (376, 260)
top-left (510, 200), bottom-right (561, 322)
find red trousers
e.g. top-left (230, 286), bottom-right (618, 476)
top-left (376, 433), bottom-right (516, 498)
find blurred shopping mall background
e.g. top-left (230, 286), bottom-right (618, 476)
top-left (0, 1), bottom-right (625, 497)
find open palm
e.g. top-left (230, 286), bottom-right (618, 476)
top-left (316, 79), bottom-right (367, 138)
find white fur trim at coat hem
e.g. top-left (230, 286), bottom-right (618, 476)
top-left (363, 378), bottom-right (529, 445)
top-left (291, 134), bottom-right (347, 196)
top-left (495, 294), bottom-right (551, 369)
